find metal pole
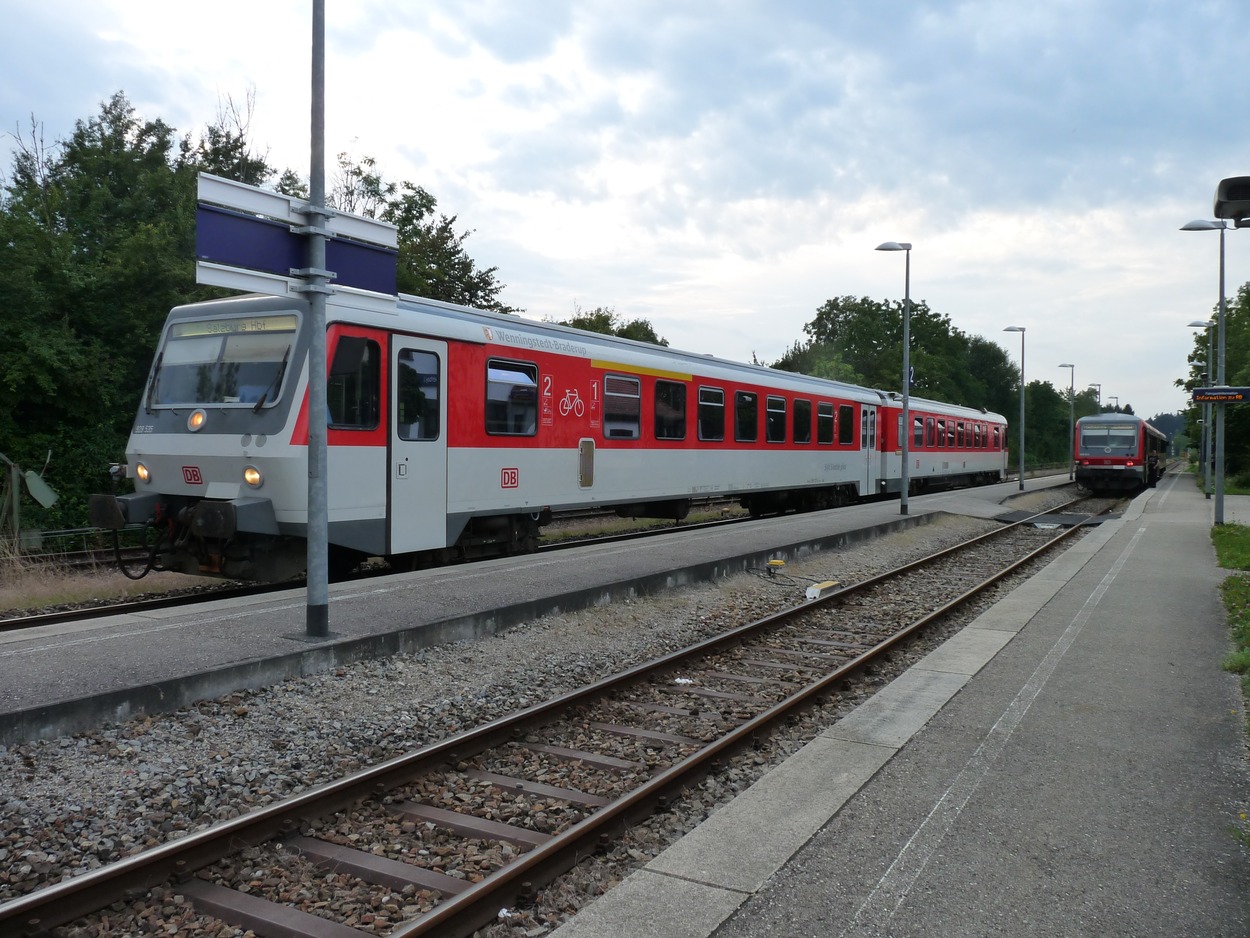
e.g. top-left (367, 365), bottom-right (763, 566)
top-left (1059, 365), bottom-right (1074, 480)
top-left (1068, 373), bottom-right (1074, 480)
top-left (1215, 225), bottom-right (1226, 524)
top-left (1206, 325), bottom-right (1213, 498)
top-left (1018, 332), bottom-right (1026, 490)
top-left (900, 249), bottom-right (911, 516)
top-left (306, 0), bottom-right (330, 636)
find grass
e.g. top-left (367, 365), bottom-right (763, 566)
top-left (1209, 520), bottom-right (1250, 850)
top-left (0, 542), bottom-right (205, 614)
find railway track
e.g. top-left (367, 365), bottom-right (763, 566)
top-left (0, 495), bottom-right (1113, 937)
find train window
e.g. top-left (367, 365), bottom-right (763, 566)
top-left (766, 396), bottom-right (787, 443)
top-left (396, 349), bottom-right (440, 441)
top-left (604, 374), bottom-right (641, 439)
top-left (793, 399), bottom-right (812, 444)
top-left (954, 421), bottom-right (964, 447)
top-left (913, 414), bottom-right (924, 448)
top-left (993, 426), bottom-right (1001, 449)
top-left (974, 424), bottom-right (982, 448)
top-left (735, 391), bottom-right (758, 442)
top-left (655, 380), bottom-right (686, 440)
top-left (486, 359), bottom-right (539, 436)
top-left (817, 402), bottom-right (835, 444)
top-left (155, 313), bottom-right (299, 407)
top-left (926, 417), bottom-right (936, 447)
top-left (838, 404), bottom-right (854, 445)
top-left (328, 336), bottom-right (380, 430)
top-left (946, 420), bottom-right (956, 447)
top-left (935, 420), bottom-right (946, 447)
top-left (698, 387), bottom-right (725, 440)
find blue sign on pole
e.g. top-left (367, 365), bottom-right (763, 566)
top-left (1193, 387), bottom-right (1250, 403)
top-left (194, 173), bottom-right (399, 300)
top-left (195, 204), bottom-right (398, 295)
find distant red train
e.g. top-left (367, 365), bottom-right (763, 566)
top-left (90, 292), bottom-right (1009, 581)
top-left (1074, 414), bottom-right (1169, 493)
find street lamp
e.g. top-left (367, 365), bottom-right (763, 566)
top-left (876, 241), bottom-right (912, 515)
top-left (1058, 363), bottom-right (1075, 480)
top-left (1181, 219), bottom-right (1228, 523)
top-left (1108, 395), bottom-right (1119, 411)
top-left (1088, 383), bottom-right (1101, 407)
top-left (1004, 326), bottom-right (1026, 490)
top-left (1188, 319), bottom-right (1216, 498)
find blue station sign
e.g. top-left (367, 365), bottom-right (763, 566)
top-left (194, 173), bottom-right (398, 300)
top-left (1192, 387), bottom-right (1250, 403)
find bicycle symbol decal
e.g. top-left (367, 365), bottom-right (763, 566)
top-left (558, 388), bottom-right (585, 417)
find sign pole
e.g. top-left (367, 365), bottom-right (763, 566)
top-left (305, 0), bottom-right (330, 637)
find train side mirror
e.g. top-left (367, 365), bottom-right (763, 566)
top-left (1214, 176), bottom-right (1250, 222)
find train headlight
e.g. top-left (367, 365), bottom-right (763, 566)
top-left (187, 409), bottom-right (207, 432)
top-left (243, 465), bottom-right (263, 488)
top-left (135, 462), bottom-right (151, 484)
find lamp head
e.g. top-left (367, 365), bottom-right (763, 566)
top-left (1180, 219), bottom-right (1226, 231)
top-left (875, 241), bottom-right (912, 252)
top-left (1003, 326), bottom-right (1025, 333)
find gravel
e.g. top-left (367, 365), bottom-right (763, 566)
top-left (0, 491), bottom-right (1080, 936)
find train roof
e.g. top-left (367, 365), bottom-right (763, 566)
top-left (166, 291), bottom-right (1005, 421)
top-left (1076, 412), bottom-right (1169, 438)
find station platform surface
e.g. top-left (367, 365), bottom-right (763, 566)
top-left (0, 475), bottom-right (1071, 744)
top-left (549, 475), bottom-right (1250, 937)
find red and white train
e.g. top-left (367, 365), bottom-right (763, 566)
top-left (89, 292), bottom-right (1009, 581)
top-left (1074, 413), bottom-right (1169, 493)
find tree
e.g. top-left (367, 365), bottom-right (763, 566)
top-left (329, 153), bottom-right (515, 312)
top-left (551, 304), bottom-right (668, 345)
top-left (0, 93), bottom-right (202, 525)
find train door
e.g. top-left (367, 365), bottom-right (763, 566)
top-left (389, 338), bottom-right (449, 552)
top-left (862, 406), bottom-right (881, 494)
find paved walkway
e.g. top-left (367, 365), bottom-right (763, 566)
top-left (550, 476), bottom-right (1250, 937)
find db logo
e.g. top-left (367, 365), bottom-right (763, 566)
top-left (182, 466), bottom-right (204, 485)
top-left (501, 467), bottom-right (519, 489)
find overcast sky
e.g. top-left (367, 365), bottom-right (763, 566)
top-left (4, 0), bottom-right (1248, 419)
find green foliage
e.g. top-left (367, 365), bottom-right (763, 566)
top-left (1214, 530), bottom-right (1250, 699)
top-left (551, 304), bottom-right (669, 345)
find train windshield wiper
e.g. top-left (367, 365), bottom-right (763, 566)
top-left (252, 347), bottom-right (291, 413)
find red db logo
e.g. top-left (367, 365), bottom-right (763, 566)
top-left (501, 467), bottom-right (519, 488)
top-left (183, 466), bottom-right (204, 485)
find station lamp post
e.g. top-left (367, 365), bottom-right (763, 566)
top-left (1058, 363), bottom-right (1075, 480)
top-left (875, 241), bottom-right (912, 515)
top-left (1088, 383), bottom-right (1101, 407)
top-left (1003, 326), bottom-right (1026, 490)
top-left (1181, 218), bottom-right (1229, 523)
top-left (1108, 395), bottom-right (1119, 411)
top-left (1188, 319), bottom-right (1216, 498)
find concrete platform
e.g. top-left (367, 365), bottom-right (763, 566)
top-left (549, 476), bottom-right (1250, 938)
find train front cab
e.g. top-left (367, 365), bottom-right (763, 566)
top-left (1074, 416), bottom-right (1167, 493)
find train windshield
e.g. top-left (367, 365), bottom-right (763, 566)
top-left (1080, 423), bottom-right (1138, 454)
top-left (150, 314), bottom-right (299, 407)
